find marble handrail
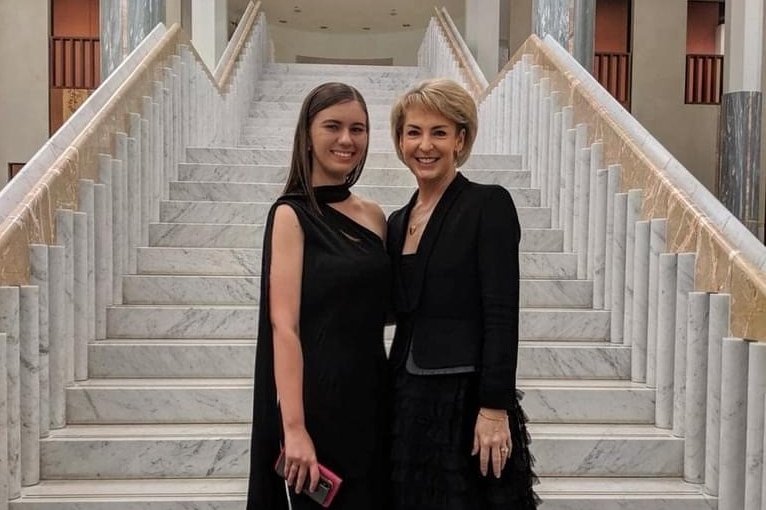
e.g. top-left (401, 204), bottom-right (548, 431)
top-left (433, 7), bottom-right (488, 98)
top-left (214, 0), bottom-right (261, 89)
top-left (511, 33), bottom-right (766, 341)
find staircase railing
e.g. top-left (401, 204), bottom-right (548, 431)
top-left (418, 7), bottom-right (488, 99)
top-left (0, 2), bottom-right (270, 505)
top-left (458, 21), bottom-right (766, 503)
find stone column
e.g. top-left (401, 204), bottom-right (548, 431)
top-left (573, 0), bottom-right (595, 71)
top-left (100, 0), bottom-right (166, 79)
top-left (719, 337), bottom-right (749, 510)
top-left (465, 0), bottom-right (501, 77)
top-left (191, 0), bottom-right (227, 71)
top-left (718, 0), bottom-right (763, 237)
top-left (533, 0), bottom-right (569, 49)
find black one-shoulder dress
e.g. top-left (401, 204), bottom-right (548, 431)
top-left (247, 189), bottom-right (391, 510)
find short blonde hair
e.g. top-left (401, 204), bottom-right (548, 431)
top-left (390, 78), bottom-right (478, 167)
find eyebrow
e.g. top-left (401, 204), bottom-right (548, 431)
top-left (321, 119), bottom-right (366, 126)
top-left (404, 123), bottom-right (449, 129)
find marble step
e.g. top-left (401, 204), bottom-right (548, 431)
top-left (263, 63), bottom-right (426, 77)
top-left (67, 377), bottom-right (644, 425)
top-left (147, 222), bottom-right (562, 252)
top-left (237, 137), bottom-right (398, 151)
top-left (159, 200), bottom-right (551, 229)
top-left (177, 164), bottom-right (532, 188)
top-left (122, 275), bottom-right (590, 307)
top-left (185, 147), bottom-right (522, 169)
top-left (8, 477), bottom-right (715, 509)
top-left (135, 247), bottom-right (578, 279)
top-left (38, 423), bottom-right (682, 479)
top-left (87, 340), bottom-right (626, 380)
top-left (167, 181), bottom-right (541, 207)
top-left (105, 305), bottom-right (608, 340)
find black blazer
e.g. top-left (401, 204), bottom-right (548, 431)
top-left (387, 173), bottom-right (522, 410)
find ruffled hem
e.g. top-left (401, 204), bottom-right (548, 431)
top-left (390, 370), bottom-right (540, 510)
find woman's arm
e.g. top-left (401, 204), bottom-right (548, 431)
top-left (472, 186), bottom-right (521, 478)
top-left (269, 204), bottom-right (320, 494)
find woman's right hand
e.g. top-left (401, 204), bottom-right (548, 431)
top-left (283, 426), bottom-right (321, 494)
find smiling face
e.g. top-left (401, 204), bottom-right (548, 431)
top-left (309, 100), bottom-right (369, 186)
top-left (399, 106), bottom-right (465, 186)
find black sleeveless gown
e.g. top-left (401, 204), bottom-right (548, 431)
top-left (247, 189), bottom-right (391, 510)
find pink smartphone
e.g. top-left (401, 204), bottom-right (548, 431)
top-left (274, 449), bottom-right (342, 507)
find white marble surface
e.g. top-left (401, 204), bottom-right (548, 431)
top-left (47, 246), bottom-right (66, 431)
top-left (610, 194), bottom-right (627, 343)
top-left (106, 306), bottom-right (257, 339)
top-left (622, 189), bottom-right (643, 348)
top-left (549, 111), bottom-right (563, 228)
top-left (576, 146), bottom-right (591, 278)
top-left (719, 337), bottom-right (749, 510)
top-left (38, 423), bottom-right (683, 478)
top-left (586, 143), bottom-right (604, 280)
top-left (30, 245), bottom-right (49, 439)
top-left (744, 342), bottom-right (766, 510)
top-left (136, 248), bottom-right (261, 276)
top-left (704, 293), bottom-right (730, 496)
top-left (562, 128), bottom-right (576, 252)
top-left (111, 160), bottom-right (125, 305)
top-left (604, 165), bottom-right (622, 311)
top-left (519, 253), bottom-right (578, 280)
top-left (630, 221), bottom-right (650, 383)
top-left (0, 286), bottom-right (20, 498)
top-left (683, 292), bottom-right (709, 483)
top-left (55, 210), bottom-right (75, 389)
top-left (127, 129), bottom-right (141, 274)
top-left (593, 169), bottom-right (608, 310)
top-left (77, 180), bottom-right (95, 353)
top-left (93, 183), bottom-right (108, 340)
top-left (655, 254), bottom-right (678, 430)
top-left (19, 286), bottom-right (40, 487)
top-left (0, 332), bottom-right (6, 504)
top-left (646, 218), bottom-right (667, 388)
top-left (73, 212), bottom-right (88, 383)
top-left (673, 253), bottom-right (696, 437)
top-left (538, 88), bottom-right (552, 205)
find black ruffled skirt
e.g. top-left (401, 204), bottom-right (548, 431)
top-left (390, 369), bottom-right (540, 510)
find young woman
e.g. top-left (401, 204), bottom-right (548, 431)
top-left (247, 82), bottom-right (390, 510)
top-left (387, 79), bottom-right (539, 510)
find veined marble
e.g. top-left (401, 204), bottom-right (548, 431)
top-left (122, 276), bottom-right (260, 305)
top-left (719, 337), bottom-right (749, 510)
top-left (683, 292), bottom-right (709, 483)
top-left (19, 286), bottom-right (40, 486)
top-left (0, 286), bottom-right (21, 498)
top-left (136, 247), bottom-right (261, 276)
top-left (704, 293), bottom-right (730, 496)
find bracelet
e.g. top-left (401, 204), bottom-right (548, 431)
top-left (479, 410), bottom-right (508, 422)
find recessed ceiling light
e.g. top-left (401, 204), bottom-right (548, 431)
top-left (402, 23), bottom-right (411, 27)
top-left (390, 11), bottom-right (398, 16)
top-left (319, 25), bottom-right (328, 29)
top-left (293, 7), bottom-right (301, 13)
top-left (279, 19), bottom-right (287, 23)
top-left (362, 26), bottom-right (371, 30)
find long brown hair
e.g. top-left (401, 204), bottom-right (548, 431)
top-left (284, 82), bottom-right (370, 211)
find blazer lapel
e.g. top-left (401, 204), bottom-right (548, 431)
top-left (407, 173), bottom-right (469, 310)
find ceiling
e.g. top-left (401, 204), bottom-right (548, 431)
top-left (229, 0), bottom-right (465, 33)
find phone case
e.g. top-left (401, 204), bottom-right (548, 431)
top-left (274, 449), bottom-right (342, 507)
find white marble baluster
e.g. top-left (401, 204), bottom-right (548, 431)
top-left (705, 293), bottom-right (730, 496)
top-left (115, 133), bottom-right (130, 280)
top-left (549, 110), bottom-right (562, 227)
top-left (128, 113), bottom-right (142, 274)
top-left (511, 65), bottom-right (521, 154)
top-left (572, 125), bottom-right (588, 254)
top-left (604, 164), bottom-right (622, 310)
top-left (98, 155), bottom-right (114, 322)
top-left (684, 291), bottom-right (709, 483)
top-left (141, 97), bottom-right (153, 241)
top-left (562, 127), bottom-right (576, 252)
top-left (559, 107), bottom-right (574, 233)
top-left (538, 83), bottom-right (551, 206)
top-left (532, 81), bottom-right (540, 188)
top-left (630, 221), bottom-right (650, 383)
top-left (673, 253), bottom-right (697, 437)
top-left (55, 209), bottom-right (74, 386)
top-left (623, 189), bottom-right (642, 347)
top-left (73, 212), bottom-right (88, 382)
top-left (719, 337), bottom-right (749, 510)
top-left (163, 70), bottom-right (173, 195)
top-left (19, 285), bottom-right (39, 487)
top-left (93, 183), bottom-right (107, 340)
top-left (0, 286), bottom-right (20, 499)
top-left (152, 82), bottom-right (164, 210)
top-left (610, 193), bottom-right (627, 343)
top-left (646, 218), bottom-right (667, 387)
top-left (111, 159), bottom-right (124, 304)
top-left (655, 253), bottom-right (678, 429)
top-left (744, 342), bottom-right (766, 510)
top-left (593, 169), bottom-right (608, 309)
top-left (48, 245), bottom-right (65, 429)
top-left (576, 147), bottom-right (591, 279)
top-left (29, 245), bottom-right (49, 439)
top-left (587, 141), bottom-right (604, 279)
top-left (77, 180), bottom-right (95, 354)
top-left (0, 332), bottom-right (6, 507)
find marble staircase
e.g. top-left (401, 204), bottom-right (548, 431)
top-left (11, 63), bottom-right (715, 509)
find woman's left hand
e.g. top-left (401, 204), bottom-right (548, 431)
top-left (472, 407), bottom-right (512, 478)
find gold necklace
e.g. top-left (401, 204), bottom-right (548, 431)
top-left (407, 203), bottom-right (437, 236)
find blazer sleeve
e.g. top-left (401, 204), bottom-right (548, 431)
top-left (477, 186), bottom-right (521, 409)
